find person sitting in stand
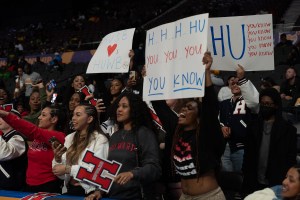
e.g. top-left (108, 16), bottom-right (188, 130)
top-left (244, 164), bottom-right (300, 200)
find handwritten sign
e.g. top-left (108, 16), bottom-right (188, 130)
top-left (75, 150), bottom-right (122, 193)
top-left (208, 14), bottom-right (274, 71)
top-left (86, 28), bottom-right (135, 73)
top-left (143, 14), bottom-right (209, 101)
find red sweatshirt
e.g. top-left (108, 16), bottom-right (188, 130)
top-left (3, 113), bottom-right (65, 186)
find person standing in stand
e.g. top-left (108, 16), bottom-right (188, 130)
top-left (0, 105), bottom-right (66, 193)
top-left (52, 103), bottom-right (109, 196)
top-left (171, 52), bottom-right (226, 200)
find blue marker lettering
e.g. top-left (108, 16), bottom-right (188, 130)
top-left (175, 23), bottom-right (182, 38)
top-left (227, 24), bottom-right (246, 60)
top-left (210, 26), bottom-right (225, 57)
top-left (148, 32), bottom-right (154, 46)
top-left (161, 29), bottom-right (167, 41)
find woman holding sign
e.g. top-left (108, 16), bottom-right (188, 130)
top-left (171, 52), bottom-right (226, 200)
top-left (52, 103), bottom-right (109, 196)
top-left (86, 91), bottom-right (161, 200)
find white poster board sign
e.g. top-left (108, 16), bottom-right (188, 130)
top-left (208, 14), bottom-right (274, 71)
top-left (143, 14), bottom-right (209, 101)
top-left (86, 28), bottom-right (135, 73)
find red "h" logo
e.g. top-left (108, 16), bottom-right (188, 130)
top-left (75, 150), bottom-right (122, 192)
top-left (80, 85), bottom-right (98, 106)
top-left (0, 104), bottom-right (14, 112)
top-left (21, 192), bottom-right (59, 200)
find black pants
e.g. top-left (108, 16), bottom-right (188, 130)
top-left (65, 184), bottom-right (85, 196)
top-left (25, 179), bottom-right (63, 193)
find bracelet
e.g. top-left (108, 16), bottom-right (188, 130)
top-left (65, 165), bottom-right (71, 174)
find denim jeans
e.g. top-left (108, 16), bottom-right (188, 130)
top-left (230, 149), bottom-right (244, 173)
top-left (221, 143), bottom-right (244, 173)
top-left (221, 143), bottom-right (233, 171)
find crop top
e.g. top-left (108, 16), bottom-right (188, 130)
top-left (173, 130), bottom-right (197, 179)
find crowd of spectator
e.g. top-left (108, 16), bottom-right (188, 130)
top-left (0, 0), bottom-right (296, 59)
top-left (0, 0), bottom-right (300, 199)
top-left (0, 41), bottom-right (300, 199)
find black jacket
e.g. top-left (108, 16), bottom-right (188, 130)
top-left (242, 88), bottom-right (297, 195)
top-left (219, 96), bottom-right (253, 152)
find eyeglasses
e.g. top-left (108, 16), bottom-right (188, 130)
top-left (260, 102), bottom-right (275, 107)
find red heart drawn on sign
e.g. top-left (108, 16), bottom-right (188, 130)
top-left (107, 44), bottom-right (117, 57)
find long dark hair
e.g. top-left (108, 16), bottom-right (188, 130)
top-left (108, 77), bottom-right (125, 106)
top-left (44, 104), bottom-right (67, 132)
top-left (65, 91), bottom-right (88, 134)
top-left (68, 91), bottom-right (87, 113)
top-left (171, 98), bottom-right (203, 179)
top-left (63, 74), bottom-right (87, 106)
top-left (114, 92), bottom-right (155, 132)
top-left (66, 103), bottom-right (107, 165)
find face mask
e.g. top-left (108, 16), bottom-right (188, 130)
top-left (259, 105), bottom-right (276, 120)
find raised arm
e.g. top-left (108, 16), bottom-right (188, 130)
top-left (202, 51), bottom-right (213, 87)
top-left (202, 52), bottom-right (225, 156)
top-left (0, 110), bottom-right (65, 146)
top-left (236, 64), bottom-right (259, 114)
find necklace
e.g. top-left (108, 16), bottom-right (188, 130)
top-left (121, 130), bottom-right (129, 140)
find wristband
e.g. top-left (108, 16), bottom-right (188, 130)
top-left (65, 165), bottom-right (71, 174)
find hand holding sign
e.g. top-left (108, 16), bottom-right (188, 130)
top-left (85, 190), bottom-right (102, 200)
top-left (202, 51), bottom-right (213, 70)
top-left (114, 171), bottom-right (134, 185)
top-left (80, 85), bottom-right (98, 106)
top-left (75, 150), bottom-right (122, 193)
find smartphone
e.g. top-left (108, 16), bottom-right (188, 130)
top-left (51, 93), bottom-right (58, 104)
top-left (49, 136), bottom-right (62, 149)
top-left (47, 79), bottom-right (57, 91)
top-left (129, 71), bottom-right (136, 80)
